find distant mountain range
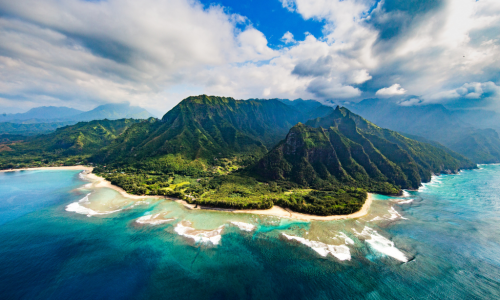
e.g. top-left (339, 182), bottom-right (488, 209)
top-left (0, 103), bottom-right (153, 135)
top-left (0, 106), bottom-right (83, 121)
top-left (347, 99), bottom-right (500, 164)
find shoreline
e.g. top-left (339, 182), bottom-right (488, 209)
top-left (0, 165), bottom-right (93, 173)
top-left (177, 193), bottom-right (373, 221)
top-left (2, 166), bottom-right (373, 221)
top-left (84, 172), bottom-right (163, 200)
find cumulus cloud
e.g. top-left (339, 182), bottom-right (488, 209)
top-left (424, 81), bottom-right (500, 109)
top-left (0, 0), bottom-right (499, 112)
top-left (281, 31), bottom-right (296, 44)
top-left (376, 84), bottom-right (407, 96)
top-left (0, 0), bottom-right (276, 111)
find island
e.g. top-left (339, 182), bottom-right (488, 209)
top-left (0, 95), bottom-right (476, 217)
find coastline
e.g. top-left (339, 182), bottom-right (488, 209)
top-left (177, 193), bottom-right (373, 221)
top-left (1, 166), bottom-right (373, 221)
top-left (84, 172), bottom-right (162, 200)
top-left (0, 165), bottom-right (93, 173)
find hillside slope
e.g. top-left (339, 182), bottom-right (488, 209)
top-left (0, 119), bottom-right (142, 168)
top-left (95, 95), bottom-right (335, 172)
top-left (253, 107), bottom-right (475, 194)
top-left (348, 99), bottom-right (500, 163)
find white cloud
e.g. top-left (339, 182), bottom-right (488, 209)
top-left (281, 31), bottom-right (295, 44)
top-left (0, 0), bottom-right (499, 113)
top-left (425, 81), bottom-right (500, 103)
top-left (348, 69), bottom-right (372, 84)
top-left (0, 0), bottom-right (276, 112)
top-left (375, 84), bottom-right (407, 96)
top-left (398, 98), bottom-right (423, 106)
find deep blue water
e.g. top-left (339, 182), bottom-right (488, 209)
top-left (0, 166), bottom-right (499, 299)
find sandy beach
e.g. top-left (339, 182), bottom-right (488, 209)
top-left (1, 165), bottom-right (373, 221)
top-left (84, 172), bottom-right (162, 200)
top-left (0, 166), bottom-right (157, 200)
top-left (178, 193), bottom-right (373, 221)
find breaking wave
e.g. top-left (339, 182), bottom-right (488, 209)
top-left (282, 233), bottom-right (351, 261)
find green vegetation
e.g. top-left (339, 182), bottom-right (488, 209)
top-left (0, 121), bottom-right (76, 136)
top-left (0, 119), bottom-right (142, 169)
top-left (275, 188), bottom-right (367, 216)
top-left (0, 95), bottom-right (477, 216)
top-left (348, 98), bottom-right (500, 164)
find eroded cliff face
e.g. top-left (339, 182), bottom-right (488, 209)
top-left (254, 108), bottom-right (476, 194)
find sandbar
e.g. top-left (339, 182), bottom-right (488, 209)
top-left (177, 193), bottom-right (373, 221)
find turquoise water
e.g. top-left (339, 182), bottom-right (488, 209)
top-left (0, 166), bottom-right (499, 299)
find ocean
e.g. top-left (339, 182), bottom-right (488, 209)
top-left (0, 165), bottom-right (499, 299)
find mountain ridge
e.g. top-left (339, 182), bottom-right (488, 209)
top-left (0, 95), bottom-right (478, 216)
top-left (347, 98), bottom-right (500, 164)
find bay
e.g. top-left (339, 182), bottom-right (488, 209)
top-left (0, 165), bottom-right (499, 299)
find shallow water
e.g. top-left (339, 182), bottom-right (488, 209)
top-left (0, 166), bottom-right (499, 299)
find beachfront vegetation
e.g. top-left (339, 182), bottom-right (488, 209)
top-left (0, 95), bottom-right (477, 216)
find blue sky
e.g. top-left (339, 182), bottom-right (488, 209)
top-left (198, 0), bottom-right (324, 48)
top-left (0, 0), bottom-right (499, 113)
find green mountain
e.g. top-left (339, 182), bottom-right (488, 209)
top-left (0, 103), bottom-right (153, 136)
top-left (253, 107), bottom-right (475, 194)
top-left (0, 96), bottom-right (478, 216)
top-left (348, 98), bottom-right (500, 164)
top-left (0, 119), bottom-right (142, 169)
top-left (275, 98), bottom-right (334, 121)
top-left (0, 121), bottom-right (76, 136)
top-left (94, 95), bottom-right (335, 172)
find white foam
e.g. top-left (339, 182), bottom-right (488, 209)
top-left (353, 226), bottom-right (408, 262)
top-left (230, 222), bottom-right (256, 232)
top-left (282, 233), bottom-right (351, 261)
top-left (388, 206), bottom-right (408, 220)
top-left (419, 175), bottom-right (443, 191)
top-left (396, 198), bottom-right (414, 204)
top-left (65, 193), bottom-right (122, 217)
top-left (78, 171), bottom-right (89, 181)
top-left (129, 200), bottom-right (149, 209)
top-left (402, 190), bottom-right (410, 197)
top-left (78, 183), bottom-right (92, 190)
top-left (136, 213), bottom-right (174, 225)
top-left (369, 206), bottom-right (407, 222)
top-left (174, 222), bottom-right (224, 246)
top-left (337, 232), bottom-right (355, 245)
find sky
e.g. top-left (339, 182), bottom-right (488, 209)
top-left (0, 0), bottom-right (499, 114)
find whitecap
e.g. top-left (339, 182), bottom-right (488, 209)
top-left (78, 183), bottom-right (92, 190)
top-left (388, 206), bottom-right (408, 220)
top-left (174, 221), bottom-right (224, 246)
top-left (65, 193), bottom-right (122, 217)
top-left (136, 213), bottom-right (174, 225)
top-left (336, 232), bottom-right (355, 245)
top-left (369, 206), bottom-right (407, 222)
top-left (282, 233), bottom-right (351, 261)
top-left (402, 190), bottom-right (410, 197)
top-left (353, 226), bottom-right (408, 262)
top-left (78, 171), bottom-right (89, 181)
top-left (396, 199), bottom-right (414, 205)
top-left (230, 222), bottom-right (256, 232)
